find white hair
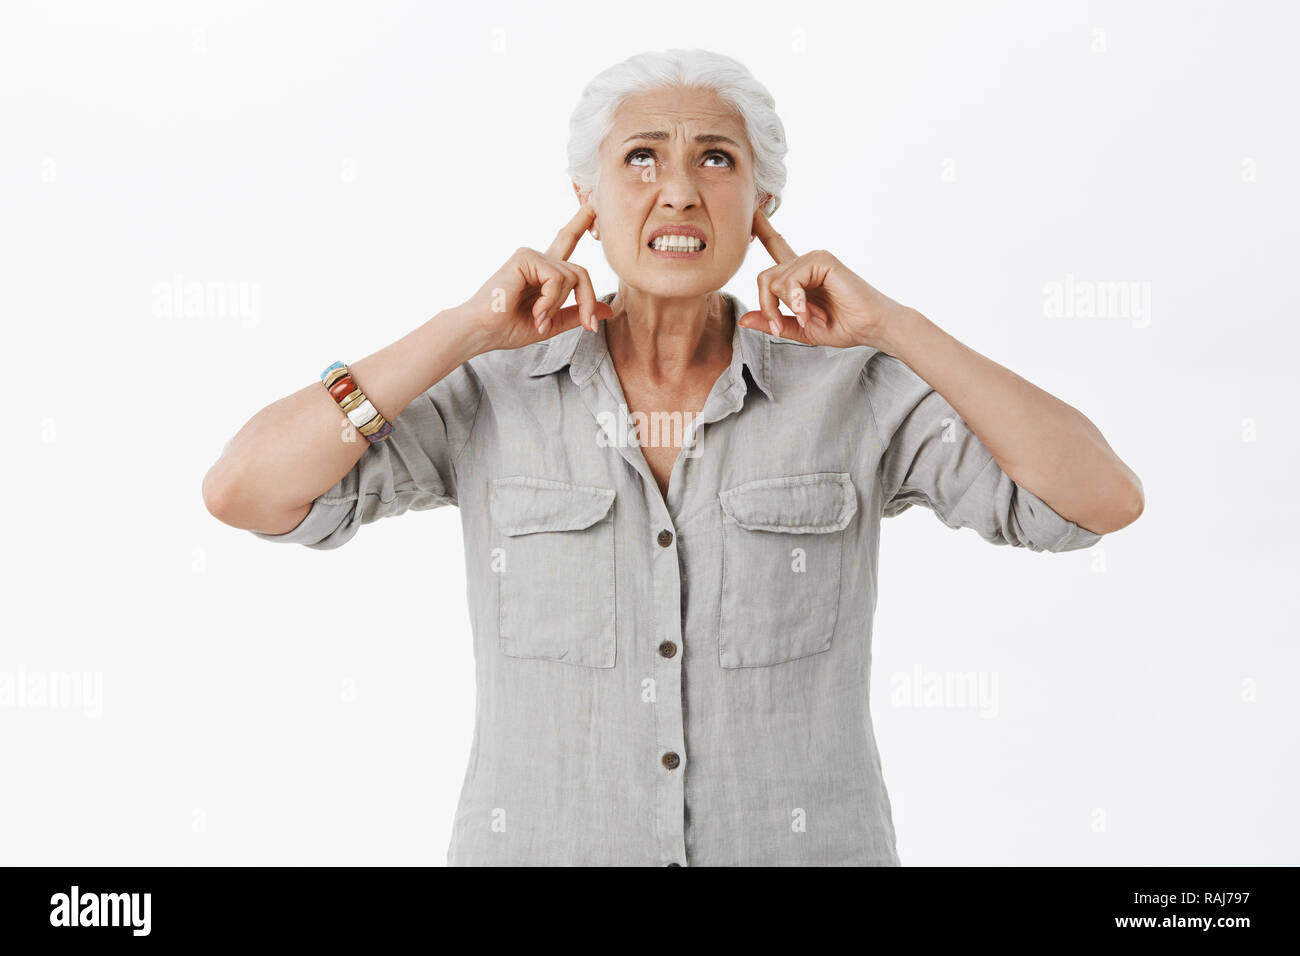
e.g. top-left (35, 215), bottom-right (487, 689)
top-left (565, 48), bottom-right (788, 219)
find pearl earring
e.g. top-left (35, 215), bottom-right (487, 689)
top-left (591, 227), bottom-right (599, 240)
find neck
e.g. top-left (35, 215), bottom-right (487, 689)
top-left (605, 285), bottom-right (731, 387)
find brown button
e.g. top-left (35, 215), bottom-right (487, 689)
top-left (657, 529), bottom-right (673, 547)
top-left (662, 751), bottom-right (680, 770)
top-left (658, 641), bottom-right (677, 658)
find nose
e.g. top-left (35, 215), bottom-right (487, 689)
top-left (654, 159), bottom-right (703, 211)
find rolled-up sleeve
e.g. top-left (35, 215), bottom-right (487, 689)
top-left (249, 359), bottom-right (484, 550)
top-left (862, 349), bottom-right (1103, 553)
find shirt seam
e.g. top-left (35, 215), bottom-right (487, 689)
top-left (858, 358), bottom-right (888, 523)
top-left (315, 488), bottom-right (455, 508)
top-left (449, 365), bottom-right (487, 500)
top-left (1047, 523), bottom-right (1075, 551)
top-left (945, 450), bottom-right (998, 525)
top-left (862, 353), bottom-right (996, 525)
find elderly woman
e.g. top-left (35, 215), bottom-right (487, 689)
top-left (203, 49), bottom-right (1143, 867)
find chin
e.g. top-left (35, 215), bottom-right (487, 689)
top-left (609, 257), bottom-right (737, 300)
top-left (623, 274), bottom-right (725, 300)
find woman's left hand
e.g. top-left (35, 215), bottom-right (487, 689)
top-left (737, 208), bottom-right (916, 352)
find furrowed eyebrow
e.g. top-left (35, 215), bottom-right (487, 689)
top-left (621, 131), bottom-right (742, 149)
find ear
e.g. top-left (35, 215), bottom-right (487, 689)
top-left (573, 182), bottom-right (599, 239)
top-left (751, 192), bottom-right (772, 241)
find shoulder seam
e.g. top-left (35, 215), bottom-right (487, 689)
top-left (450, 361), bottom-right (487, 495)
top-left (858, 352), bottom-right (887, 518)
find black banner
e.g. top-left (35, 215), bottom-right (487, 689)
top-left (0, 865), bottom-right (1289, 942)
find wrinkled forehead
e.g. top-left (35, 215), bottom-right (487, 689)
top-left (604, 88), bottom-right (748, 153)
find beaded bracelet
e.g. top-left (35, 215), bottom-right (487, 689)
top-left (320, 361), bottom-right (395, 443)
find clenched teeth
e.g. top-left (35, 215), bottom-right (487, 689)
top-left (650, 236), bottom-right (705, 251)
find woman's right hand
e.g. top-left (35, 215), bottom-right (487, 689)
top-left (455, 203), bottom-right (615, 356)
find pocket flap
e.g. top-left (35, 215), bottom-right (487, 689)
top-left (719, 472), bottom-right (857, 533)
top-left (490, 476), bottom-right (615, 536)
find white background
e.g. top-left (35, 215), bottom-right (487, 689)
top-left (2, 0), bottom-right (1296, 865)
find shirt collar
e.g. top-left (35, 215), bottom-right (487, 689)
top-left (527, 290), bottom-right (774, 401)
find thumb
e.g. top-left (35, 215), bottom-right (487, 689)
top-left (545, 299), bottom-right (616, 337)
top-left (739, 309), bottom-right (806, 342)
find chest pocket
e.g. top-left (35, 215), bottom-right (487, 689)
top-left (717, 472), bottom-right (858, 668)
top-left (490, 476), bottom-right (617, 668)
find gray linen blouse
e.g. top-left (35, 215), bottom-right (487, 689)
top-left (252, 290), bottom-right (1103, 866)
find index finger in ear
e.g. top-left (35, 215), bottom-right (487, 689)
top-left (752, 207), bottom-right (797, 265)
top-left (546, 203), bottom-right (597, 261)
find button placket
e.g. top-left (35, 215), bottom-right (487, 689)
top-left (577, 336), bottom-right (691, 868)
top-left (649, 507), bottom-right (687, 866)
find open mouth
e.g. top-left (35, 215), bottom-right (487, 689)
top-left (647, 236), bottom-right (707, 254)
